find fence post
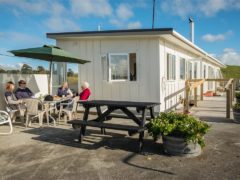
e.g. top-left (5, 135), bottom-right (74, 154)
top-left (229, 84), bottom-right (232, 108)
top-left (226, 89), bottom-right (230, 119)
top-left (194, 87), bottom-right (197, 107)
top-left (184, 80), bottom-right (190, 113)
top-left (200, 83), bottom-right (204, 101)
top-left (215, 81), bottom-right (217, 93)
top-left (233, 79), bottom-right (235, 102)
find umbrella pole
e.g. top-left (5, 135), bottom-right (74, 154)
top-left (48, 60), bottom-right (53, 95)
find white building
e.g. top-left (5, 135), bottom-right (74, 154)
top-left (47, 28), bottom-right (225, 112)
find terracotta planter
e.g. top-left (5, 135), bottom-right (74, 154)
top-left (162, 135), bottom-right (201, 157)
top-left (204, 91), bottom-right (214, 97)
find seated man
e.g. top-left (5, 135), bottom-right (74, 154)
top-left (15, 80), bottom-right (34, 99)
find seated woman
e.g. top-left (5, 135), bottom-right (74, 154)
top-left (5, 81), bottom-right (25, 115)
top-left (57, 82), bottom-right (73, 98)
top-left (79, 81), bottom-right (91, 100)
top-left (57, 82), bottom-right (73, 111)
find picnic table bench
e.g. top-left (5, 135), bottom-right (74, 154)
top-left (68, 100), bottom-right (160, 152)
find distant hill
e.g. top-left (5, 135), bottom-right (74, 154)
top-left (221, 65), bottom-right (240, 78)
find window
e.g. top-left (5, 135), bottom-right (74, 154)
top-left (166, 53), bottom-right (176, 80)
top-left (101, 55), bottom-right (108, 81)
top-left (179, 58), bottom-right (186, 80)
top-left (109, 53), bottom-right (128, 81)
top-left (208, 66), bottom-right (214, 78)
top-left (203, 65), bottom-right (206, 78)
top-left (101, 53), bottom-right (137, 82)
top-left (194, 62), bottom-right (198, 79)
top-left (187, 62), bottom-right (192, 79)
top-left (129, 53), bottom-right (137, 81)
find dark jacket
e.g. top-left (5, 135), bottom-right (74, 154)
top-left (15, 87), bottom-right (34, 99)
top-left (57, 87), bottom-right (71, 97)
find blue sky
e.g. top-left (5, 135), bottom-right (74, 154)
top-left (0, 0), bottom-right (240, 72)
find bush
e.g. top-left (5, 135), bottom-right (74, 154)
top-left (233, 102), bottom-right (240, 110)
top-left (147, 112), bottom-right (210, 147)
top-left (235, 92), bottom-right (240, 99)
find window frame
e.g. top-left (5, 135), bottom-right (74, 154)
top-left (166, 53), bottom-right (176, 81)
top-left (194, 62), bottom-right (198, 79)
top-left (187, 61), bottom-right (192, 80)
top-left (179, 57), bottom-right (186, 80)
top-left (108, 53), bottom-right (130, 82)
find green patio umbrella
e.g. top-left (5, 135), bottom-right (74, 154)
top-left (9, 45), bottom-right (90, 94)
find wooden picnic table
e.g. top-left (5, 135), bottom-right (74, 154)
top-left (68, 100), bottom-right (160, 152)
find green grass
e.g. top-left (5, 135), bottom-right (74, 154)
top-left (221, 65), bottom-right (240, 79)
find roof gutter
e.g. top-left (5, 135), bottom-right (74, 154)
top-left (172, 30), bottom-right (226, 68)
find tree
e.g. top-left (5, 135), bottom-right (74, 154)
top-left (67, 68), bottom-right (74, 77)
top-left (36, 66), bottom-right (46, 73)
top-left (21, 64), bottom-right (33, 74)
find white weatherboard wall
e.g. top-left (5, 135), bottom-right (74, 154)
top-left (57, 37), bottom-right (223, 113)
top-left (58, 38), bottom-right (161, 111)
top-left (159, 39), bottom-right (195, 112)
top-left (0, 74), bottom-right (48, 111)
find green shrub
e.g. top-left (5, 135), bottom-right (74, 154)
top-left (235, 92), bottom-right (240, 99)
top-left (147, 112), bottom-right (210, 147)
top-left (233, 102), bottom-right (240, 110)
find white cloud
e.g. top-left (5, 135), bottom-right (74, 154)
top-left (218, 48), bottom-right (240, 65)
top-left (202, 34), bottom-right (225, 42)
top-left (70, 0), bottom-right (112, 17)
top-left (160, 0), bottom-right (240, 18)
top-left (44, 17), bottom-right (80, 32)
top-left (127, 21), bottom-right (142, 29)
top-left (4, 32), bottom-right (43, 45)
top-left (0, 0), bottom-right (48, 14)
top-left (110, 3), bottom-right (137, 28)
top-left (51, 2), bottom-right (66, 16)
top-left (109, 18), bottom-right (123, 27)
top-left (116, 4), bottom-right (133, 20)
top-left (202, 30), bottom-right (233, 42)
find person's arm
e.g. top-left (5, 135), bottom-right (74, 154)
top-left (27, 88), bottom-right (34, 97)
top-left (67, 88), bottom-right (73, 97)
top-left (57, 88), bottom-right (62, 96)
top-left (7, 96), bottom-right (21, 104)
top-left (15, 90), bottom-right (22, 100)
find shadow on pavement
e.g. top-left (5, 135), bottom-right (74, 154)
top-left (22, 126), bottom-right (165, 154)
top-left (199, 116), bottom-right (235, 123)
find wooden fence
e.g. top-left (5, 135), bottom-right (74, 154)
top-left (164, 78), bottom-right (236, 118)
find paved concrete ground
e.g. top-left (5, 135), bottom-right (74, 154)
top-left (0, 96), bottom-right (240, 180)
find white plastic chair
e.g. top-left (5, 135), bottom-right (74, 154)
top-left (24, 98), bottom-right (49, 127)
top-left (58, 96), bottom-right (79, 123)
top-left (4, 96), bottom-right (19, 122)
top-left (0, 110), bottom-right (13, 135)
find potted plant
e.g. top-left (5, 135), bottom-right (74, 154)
top-left (235, 92), bottom-right (240, 103)
top-left (147, 112), bottom-right (210, 157)
top-left (233, 102), bottom-right (240, 122)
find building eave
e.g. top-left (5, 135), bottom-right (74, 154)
top-left (46, 28), bottom-right (226, 68)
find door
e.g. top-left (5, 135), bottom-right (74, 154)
top-left (52, 62), bottom-right (67, 95)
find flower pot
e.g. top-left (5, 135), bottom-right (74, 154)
top-left (162, 135), bottom-right (201, 157)
top-left (204, 91), bottom-right (214, 97)
top-left (233, 109), bottom-right (240, 122)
